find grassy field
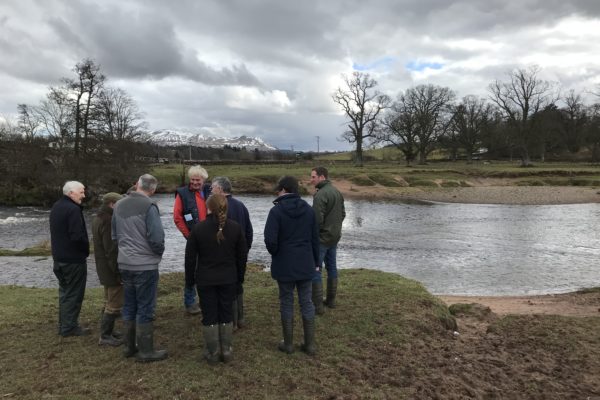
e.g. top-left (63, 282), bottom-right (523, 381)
top-left (1, 268), bottom-right (599, 399)
top-left (1, 267), bottom-right (454, 399)
top-left (150, 160), bottom-right (600, 194)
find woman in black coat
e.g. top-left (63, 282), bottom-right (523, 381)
top-left (264, 176), bottom-right (319, 355)
top-left (185, 194), bottom-right (248, 364)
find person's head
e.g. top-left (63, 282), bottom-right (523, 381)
top-left (188, 165), bottom-right (208, 191)
top-left (274, 176), bottom-right (299, 196)
top-left (102, 192), bottom-right (122, 208)
top-left (63, 181), bottom-right (85, 204)
top-left (206, 194), bottom-right (228, 243)
top-left (211, 176), bottom-right (232, 195)
top-left (136, 174), bottom-right (158, 195)
top-left (310, 166), bottom-right (328, 187)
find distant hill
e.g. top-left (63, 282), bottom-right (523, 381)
top-left (147, 129), bottom-right (277, 151)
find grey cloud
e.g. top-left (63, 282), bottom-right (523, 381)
top-left (47, 1), bottom-right (260, 86)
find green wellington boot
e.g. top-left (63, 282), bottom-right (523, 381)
top-left (202, 324), bottom-right (220, 365)
top-left (135, 322), bottom-right (168, 363)
top-left (312, 281), bottom-right (324, 315)
top-left (122, 320), bottom-right (137, 358)
top-left (278, 318), bottom-right (294, 354)
top-left (325, 278), bottom-right (338, 308)
top-left (300, 318), bottom-right (317, 356)
top-left (219, 322), bottom-right (234, 363)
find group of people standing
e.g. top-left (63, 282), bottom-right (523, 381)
top-left (49, 165), bottom-right (345, 365)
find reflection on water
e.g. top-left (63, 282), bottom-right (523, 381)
top-left (1, 195), bottom-right (600, 295)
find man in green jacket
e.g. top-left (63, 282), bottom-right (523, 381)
top-left (92, 192), bottom-right (123, 346)
top-left (310, 166), bottom-right (345, 314)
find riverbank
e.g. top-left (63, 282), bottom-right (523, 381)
top-left (331, 179), bottom-right (600, 205)
top-left (2, 269), bottom-right (599, 399)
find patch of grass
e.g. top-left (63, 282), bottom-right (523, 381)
top-left (368, 173), bottom-right (402, 187)
top-left (438, 180), bottom-right (472, 188)
top-left (349, 174), bottom-right (376, 186)
top-left (0, 241), bottom-right (52, 256)
top-left (570, 178), bottom-right (600, 186)
top-left (404, 178), bottom-right (439, 187)
top-left (0, 268), bottom-right (455, 399)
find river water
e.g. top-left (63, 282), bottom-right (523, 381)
top-left (1, 194), bottom-right (599, 295)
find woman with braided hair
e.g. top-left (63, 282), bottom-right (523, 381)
top-left (185, 194), bottom-right (248, 364)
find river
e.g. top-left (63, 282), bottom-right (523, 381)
top-left (1, 194), bottom-right (599, 295)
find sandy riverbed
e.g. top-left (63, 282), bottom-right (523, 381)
top-left (331, 180), bottom-right (600, 205)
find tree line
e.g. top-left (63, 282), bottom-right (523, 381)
top-left (0, 59), bottom-right (148, 205)
top-left (333, 66), bottom-right (600, 167)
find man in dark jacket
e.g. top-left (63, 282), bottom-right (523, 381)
top-left (92, 192), bottom-right (123, 346)
top-left (210, 176), bottom-right (253, 329)
top-left (310, 166), bottom-right (345, 314)
top-left (264, 176), bottom-right (319, 355)
top-left (50, 180), bottom-right (90, 337)
top-left (112, 174), bottom-right (167, 362)
top-left (173, 165), bottom-right (211, 315)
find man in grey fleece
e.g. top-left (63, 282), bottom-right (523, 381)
top-left (112, 174), bottom-right (167, 362)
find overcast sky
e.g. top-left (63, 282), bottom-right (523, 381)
top-left (2, 0), bottom-right (600, 151)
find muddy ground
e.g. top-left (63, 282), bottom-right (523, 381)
top-left (400, 290), bottom-right (600, 399)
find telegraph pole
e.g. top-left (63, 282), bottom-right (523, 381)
top-left (315, 136), bottom-right (320, 154)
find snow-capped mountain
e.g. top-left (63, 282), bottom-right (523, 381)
top-left (147, 129), bottom-right (277, 151)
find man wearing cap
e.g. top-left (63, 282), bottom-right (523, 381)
top-left (92, 192), bottom-right (124, 346)
top-left (50, 180), bottom-right (90, 337)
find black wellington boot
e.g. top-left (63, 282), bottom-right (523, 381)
top-left (98, 312), bottom-right (122, 346)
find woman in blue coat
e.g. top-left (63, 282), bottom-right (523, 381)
top-left (264, 176), bottom-right (319, 355)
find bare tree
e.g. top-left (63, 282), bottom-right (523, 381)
top-left (64, 58), bottom-right (105, 155)
top-left (332, 72), bottom-right (390, 166)
top-left (93, 87), bottom-right (147, 141)
top-left (558, 90), bottom-right (588, 153)
top-left (378, 96), bottom-right (419, 166)
top-left (37, 87), bottom-right (75, 149)
top-left (403, 84), bottom-right (455, 164)
top-left (489, 66), bottom-right (557, 166)
top-left (447, 96), bottom-right (493, 163)
top-left (16, 104), bottom-right (41, 142)
top-left (0, 114), bottom-right (18, 139)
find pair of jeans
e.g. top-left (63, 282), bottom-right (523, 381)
top-left (120, 269), bottom-right (158, 324)
top-left (197, 284), bottom-right (236, 326)
top-left (312, 244), bottom-right (338, 282)
top-left (184, 283), bottom-right (197, 307)
top-left (277, 279), bottom-right (314, 321)
top-left (53, 261), bottom-right (87, 335)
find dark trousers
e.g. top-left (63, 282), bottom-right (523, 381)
top-left (197, 284), bottom-right (236, 326)
top-left (53, 261), bottom-right (87, 335)
top-left (277, 279), bottom-right (314, 320)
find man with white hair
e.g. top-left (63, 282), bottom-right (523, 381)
top-left (112, 174), bottom-right (167, 362)
top-left (173, 165), bottom-right (211, 315)
top-left (50, 180), bottom-right (90, 337)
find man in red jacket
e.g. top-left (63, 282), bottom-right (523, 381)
top-left (173, 165), bottom-right (211, 315)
